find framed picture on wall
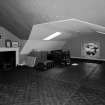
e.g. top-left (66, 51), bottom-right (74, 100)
top-left (5, 39), bottom-right (12, 48)
top-left (81, 41), bottom-right (100, 59)
top-left (12, 41), bottom-right (19, 48)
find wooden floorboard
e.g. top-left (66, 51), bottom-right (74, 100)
top-left (0, 62), bottom-right (105, 105)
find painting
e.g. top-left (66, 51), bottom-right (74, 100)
top-left (81, 41), bottom-right (100, 59)
top-left (12, 41), bottom-right (19, 48)
top-left (5, 39), bottom-right (12, 48)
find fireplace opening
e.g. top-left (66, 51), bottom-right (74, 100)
top-left (0, 51), bottom-right (16, 71)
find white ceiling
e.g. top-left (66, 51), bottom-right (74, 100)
top-left (29, 18), bottom-right (105, 41)
top-left (20, 18), bottom-right (105, 54)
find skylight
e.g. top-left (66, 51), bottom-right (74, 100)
top-left (43, 32), bottom-right (61, 40)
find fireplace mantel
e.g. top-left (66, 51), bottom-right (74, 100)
top-left (0, 48), bottom-right (19, 65)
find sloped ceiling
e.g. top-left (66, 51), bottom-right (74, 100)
top-left (0, 0), bottom-right (105, 39)
top-left (21, 19), bottom-right (105, 54)
top-left (29, 18), bottom-right (105, 41)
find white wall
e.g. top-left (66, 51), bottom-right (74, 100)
top-left (63, 33), bottom-right (105, 60)
top-left (21, 40), bottom-right (65, 54)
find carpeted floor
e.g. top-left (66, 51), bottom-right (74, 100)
top-left (0, 62), bottom-right (105, 105)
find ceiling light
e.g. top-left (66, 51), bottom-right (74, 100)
top-left (72, 63), bottom-right (79, 66)
top-left (96, 31), bottom-right (105, 34)
top-left (43, 32), bottom-right (61, 40)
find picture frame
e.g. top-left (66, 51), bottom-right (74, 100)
top-left (5, 39), bottom-right (12, 48)
top-left (81, 41), bottom-right (100, 59)
top-left (12, 41), bottom-right (19, 48)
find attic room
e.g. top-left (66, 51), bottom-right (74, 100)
top-left (0, 0), bottom-right (105, 105)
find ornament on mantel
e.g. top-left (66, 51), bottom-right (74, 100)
top-left (5, 39), bottom-right (12, 48)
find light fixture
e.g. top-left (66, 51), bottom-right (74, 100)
top-left (43, 32), bottom-right (61, 40)
top-left (72, 63), bottom-right (79, 66)
top-left (96, 31), bottom-right (105, 34)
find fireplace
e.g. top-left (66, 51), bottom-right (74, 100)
top-left (0, 48), bottom-right (19, 70)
